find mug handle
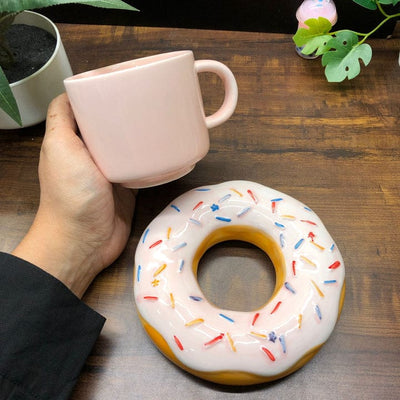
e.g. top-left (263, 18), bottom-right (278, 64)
top-left (194, 60), bottom-right (238, 129)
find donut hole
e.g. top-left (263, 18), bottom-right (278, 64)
top-left (197, 240), bottom-right (276, 312)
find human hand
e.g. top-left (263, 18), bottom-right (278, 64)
top-left (13, 94), bottom-right (136, 298)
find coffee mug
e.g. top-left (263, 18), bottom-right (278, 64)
top-left (64, 50), bottom-right (238, 188)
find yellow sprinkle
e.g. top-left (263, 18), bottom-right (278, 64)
top-left (298, 314), bottom-right (303, 329)
top-left (170, 293), bottom-right (175, 308)
top-left (151, 279), bottom-right (160, 287)
top-left (185, 318), bottom-right (204, 327)
top-left (167, 227), bottom-right (171, 239)
top-left (300, 255), bottom-right (316, 267)
top-left (226, 332), bottom-right (237, 352)
top-left (230, 188), bottom-right (243, 197)
top-left (250, 331), bottom-right (267, 339)
top-left (153, 263), bottom-right (167, 277)
top-left (280, 214), bottom-right (296, 220)
top-left (311, 241), bottom-right (325, 251)
top-left (311, 280), bottom-right (325, 298)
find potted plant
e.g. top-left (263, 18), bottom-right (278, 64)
top-left (293, 0), bottom-right (400, 82)
top-left (0, 0), bottom-right (138, 129)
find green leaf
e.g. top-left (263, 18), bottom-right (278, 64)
top-left (321, 31), bottom-right (372, 82)
top-left (0, 0), bottom-right (138, 13)
top-left (293, 17), bottom-right (333, 47)
top-left (352, 0), bottom-right (378, 10)
top-left (378, 0), bottom-right (400, 5)
top-left (301, 35), bottom-right (333, 56)
top-left (0, 66), bottom-right (22, 126)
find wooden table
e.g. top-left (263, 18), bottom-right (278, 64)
top-left (1, 24), bottom-right (399, 400)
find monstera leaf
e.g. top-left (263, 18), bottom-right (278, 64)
top-left (321, 31), bottom-right (372, 82)
top-left (293, 17), bottom-right (333, 56)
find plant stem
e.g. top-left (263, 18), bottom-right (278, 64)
top-left (358, 11), bottom-right (400, 44)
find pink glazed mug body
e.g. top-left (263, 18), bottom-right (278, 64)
top-left (64, 50), bottom-right (238, 188)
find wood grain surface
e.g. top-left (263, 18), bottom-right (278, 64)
top-left (1, 24), bottom-right (399, 399)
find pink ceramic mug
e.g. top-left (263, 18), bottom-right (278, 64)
top-left (64, 50), bottom-right (238, 188)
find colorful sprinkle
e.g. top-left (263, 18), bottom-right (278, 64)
top-left (230, 188), bottom-right (243, 197)
top-left (153, 263), bottom-right (166, 277)
top-left (219, 313), bottom-right (235, 323)
top-left (250, 331), bottom-right (267, 339)
top-left (167, 227), bottom-right (172, 239)
top-left (330, 243), bottom-right (335, 252)
top-left (172, 242), bottom-right (187, 252)
top-left (193, 201), bottom-right (203, 210)
top-left (252, 312), bottom-right (260, 326)
top-left (185, 318), bottom-right (204, 326)
top-left (204, 333), bottom-right (224, 347)
top-left (280, 233), bottom-right (285, 248)
top-left (143, 296), bottom-right (158, 301)
top-left (268, 331), bottom-right (277, 343)
top-left (315, 304), bottom-right (322, 320)
top-left (151, 279), bottom-right (160, 287)
top-left (174, 335), bottom-right (184, 351)
top-left (226, 332), bottom-right (237, 352)
top-left (311, 241), bottom-right (325, 251)
top-left (298, 314), bottom-right (303, 328)
top-left (279, 335), bottom-right (287, 354)
top-left (170, 293), bottom-right (175, 308)
top-left (271, 301), bottom-right (282, 314)
top-left (137, 265), bottom-right (142, 282)
top-left (274, 222), bottom-right (285, 229)
top-left (178, 259), bottom-right (185, 272)
top-left (281, 214), bottom-right (296, 220)
top-left (294, 238), bottom-right (304, 250)
top-left (189, 218), bottom-right (201, 225)
top-left (271, 201), bottom-right (276, 213)
top-left (237, 206), bottom-right (251, 217)
top-left (195, 188), bottom-right (211, 191)
top-left (219, 194), bottom-right (231, 203)
top-left (300, 255), bottom-right (316, 267)
top-left (328, 261), bottom-right (341, 269)
top-left (284, 281), bottom-right (296, 294)
top-left (261, 347), bottom-right (276, 361)
top-left (311, 280), bottom-right (325, 298)
top-left (301, 219), bottom-right (317, 226)
top-left (271, 198), bottom-right (283, 202)
top-left (308, 232), bottom-right (315, 241)
top-left (149, 239), bottom-right (162, 249)
top-left (142, 228), bottom-right (150, 243)
top-left (215, 216), bottom-right (232, 222)
top-left (170, 204), bottom-right (181, 212)
top-left (324, 279), bottom-right (337, 284)
top-left (292, 260), bottom-right (296, 276)
top-left (304, 206), bottom-right (312, 212)
top-left (210, 203), bottom-right (219, 212)
top-left (247, 189), bottom-right (258, 204)
top-left (189, 295), bottom-right (203, 302)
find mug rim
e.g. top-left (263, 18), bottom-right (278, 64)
top-left (64, 50), bottom-right (193, 83)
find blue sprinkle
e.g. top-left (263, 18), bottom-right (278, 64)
top-left (330, 243), bottom-right (335, 252)
top-left (274, 222), bottom-right (285, 229)
top-left (279, 335), bottom-right (287, 354)
top-left (179, 259), bottom-right (184, 272)
top-left (210, 204), bottom-right (219, 212)
top-left (173, 242), bottom-right (187, 252)
top-left (294, 238), bottom-right (304, 250)
top-left (284, 281), bottom-right (296, 294)
top-left (268, 331), bottom-right (277, 343)
top-left (137, 265), bottom-right (142, 282)
top-left (189, 295), bottom-right (203, 302)
top-left (142, 228), bottom-right (150, 243)
top-left (219, 194), bottom-right (231, 203)
top-left (170, 204), bottom-right (180, 212)
top-left (216, 216), bottom-right (231, 222)
top-left (237, 206), bottom-right (251, 217)
top-left (315, 305), bottom-right (322, 320)
top-left (219, 313), bottom-right (235, 323)
top-left (324, 280), bottom-right (337, 284)
top-left (195, 188), bottom-right (211, 191)
top-left (271, 198), bottom-right (283, 202)
top-left (189, 218), bottom-right (201, 225)
top-left (304, 206), bottom-right (312, 212)
top-left (280, 233), bottom-right (285, 248)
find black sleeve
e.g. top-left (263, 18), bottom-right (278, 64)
top-left (0, 252), bottom-right (106, 400)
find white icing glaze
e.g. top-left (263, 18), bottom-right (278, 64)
top-left (134, 181), bottom-right (345, 379)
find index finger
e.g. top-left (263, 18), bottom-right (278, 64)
top-left (45, 93), bottom-right (78, 137)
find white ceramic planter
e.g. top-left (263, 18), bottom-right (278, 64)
top-left (0, 11), bottom-right (73, 130)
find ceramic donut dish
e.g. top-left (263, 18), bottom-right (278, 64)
top-left (134, 181), bottom-right (345, 385)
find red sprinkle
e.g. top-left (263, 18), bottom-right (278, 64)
top-left (261, 347), bottom-right (276, 361)
top-left (193, 201), bottom-right (203, 210)
top-left (308, 232), bottom-right (315, 241)
top-left (329, 261), bottom-right (341, 269)
top-left (271, 201), bottom-right (276, 213)
top-left (271, 301), bottom-right (282, 314)
top-left (149, 239), bottom-right (162, 249)
top-left (143, 296), bottom-right (158, 300)
top-left (174, 335), bottom-right (184, 351)
top-left (301, 220), bottom-right (317, 226)
top-left (247, 189), bottom-right (258, 204)
top-left (252, 312), bottom-right (260, 326)
top-left (204, 333), bottom-right (224, 347)
top-left (292, 260), bottom-right (296, 276)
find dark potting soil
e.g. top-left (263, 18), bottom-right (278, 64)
top-left (2, 24), bottom-right (56, 84)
